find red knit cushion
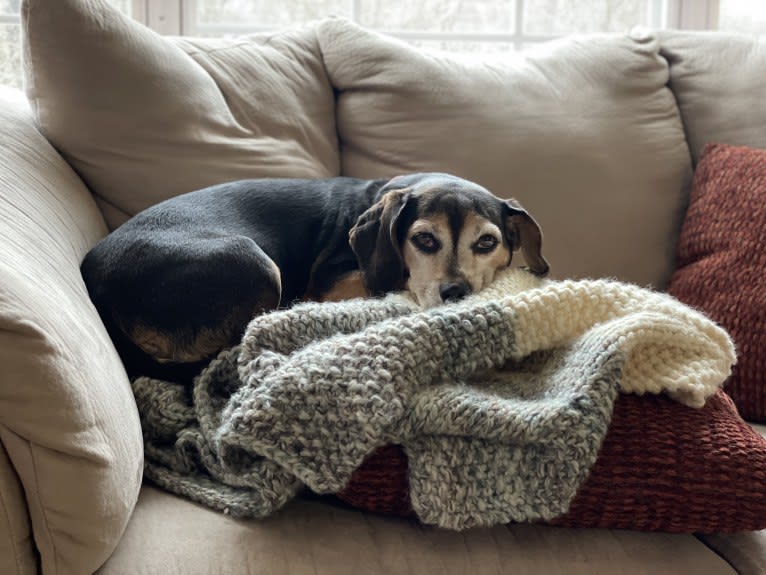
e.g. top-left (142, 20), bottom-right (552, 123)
top-left (338, 145), bottom-right (766, 531)
top-left (337, 390), bottom-right (766, 532)
top-left (667, 143), bottom-right (766, 421)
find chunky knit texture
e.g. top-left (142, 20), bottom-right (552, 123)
top-left (668, 143), bottom-right (766, 421)
top-left (133, 268), bottom-right (735, 530)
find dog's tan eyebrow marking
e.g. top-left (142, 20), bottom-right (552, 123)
top-left (408, 219), bottom-right (438, 235)
top-left (408, 215), bottom-right (450, 238)
top-left (463, 213), bottom-right (500, 236)
top-left (470, 220), bottom-right (503, 245)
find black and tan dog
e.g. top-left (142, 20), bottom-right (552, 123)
top-left (81, 173), bottom-right (548, 381)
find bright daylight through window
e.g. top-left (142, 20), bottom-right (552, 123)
top-left (1, 0), bottom-right (766, 88)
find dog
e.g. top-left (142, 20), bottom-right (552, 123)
top-left (81, 172), bottom-right (548, 382)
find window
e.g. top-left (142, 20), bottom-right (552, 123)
top-left (1, 0), bottom-right (22, 87)
top-left (1, 0), bottom-right (765, 88)
top-left (718, 0), bottom-right (766, 34)
top-left (192, 0), bottom-right (670, 52)
top-left (0, 0), bottom-right (131, 88)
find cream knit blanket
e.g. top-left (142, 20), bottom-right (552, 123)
top-left (133, 268), bottom-right (735, 530)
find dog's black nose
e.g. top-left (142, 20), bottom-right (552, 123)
top-left (439, 282), bottom-right (471, 302)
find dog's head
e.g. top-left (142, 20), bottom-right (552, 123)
top-left (349, 173), bottom-right (549, 307)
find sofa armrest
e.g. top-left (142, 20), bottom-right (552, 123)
top-left (0, 439), bottom-right (36, 575)
top-left (0, 86), bottom-right (143, 574)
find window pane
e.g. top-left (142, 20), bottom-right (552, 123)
top-left (413, 39), bottom-right (516, 52)
top-left (718, 0), bottom-right (766, 34)
top-left (524, 0), bottom-right (651, 35)
top-left (197, 0), bottom-right (352, 30)
top-left (0, 1), bottom-right (130, 89)
top-left (0, 23), bottom-right (21, 88)
top-left (111, 0), bottom-right (131, 15)
top-left (0, 0), bottom-right (20, 15)
top-left (357, 0), bottom-right (516, 33)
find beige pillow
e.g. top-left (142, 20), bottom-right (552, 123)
top-left (0, 87), bottom-right (143, 574)
top-left (660, 31), bottom-right (766, 164)
top-left (318, 21), bottom-right (692, 287)
top-left (23, 0), bottom-right (339, 229)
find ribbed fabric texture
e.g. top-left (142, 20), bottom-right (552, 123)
top-left (668, 143), bottom-right (766, 421)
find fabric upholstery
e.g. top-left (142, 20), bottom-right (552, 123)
top-left (667, 143), bottom-right (766, 421)
top-left (13, 0), bottom-right (766, 568)
top-left (698, 426), bottom-right (766, 575)
top-left (339, 390), bottom-right (766, 533)
top-left (660, 31), bottom-right (766, 165)
top-left (22, 0), bottom-right (339, 229)
top-left (318, 20), bottom-right (692, 287)
top-left (0, 441), bottom-right (36, 575)
top-left (700, 530), bottom-right (766, 575)
top-left (98, 486), bottom-right (735, 575)
top-left (0, 87), bottom-right (143, 575)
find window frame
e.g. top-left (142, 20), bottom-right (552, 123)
top-left (176, 0), bottom-right (720, 41)
top-left (0, 0), bottom-right (726, 40)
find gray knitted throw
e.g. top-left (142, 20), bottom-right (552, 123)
top-left (132, 268), bottom-right (735, 530)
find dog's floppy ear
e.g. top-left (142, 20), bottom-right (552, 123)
top-left (503, 199), bottom-right (549, 276)
top-left (349, 189), bottom-right (411, 295)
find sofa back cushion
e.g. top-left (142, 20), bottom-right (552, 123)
top-left (0, 87), bottom-right (143, 575)
top-left (318, 21), bottom-right (692, 287)
top-left (660, 31), bottom-right (766, 165)
top-left (22, 0), bottom-right (339, 229)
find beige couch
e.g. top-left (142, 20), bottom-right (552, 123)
top-left (2, 0), bottom-right (766, 573)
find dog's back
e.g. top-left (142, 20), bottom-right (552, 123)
top-left (81, 177), bottom-right (386, 381)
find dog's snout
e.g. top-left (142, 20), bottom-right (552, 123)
top-left (439, 282), bottom-right (471, 303)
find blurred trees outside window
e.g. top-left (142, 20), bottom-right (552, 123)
top-left (1, 0), bottom-right (765, 88)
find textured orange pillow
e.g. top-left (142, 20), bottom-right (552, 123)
top-left (667, 143), bottom-right (766, 421)
top-left (337, 390), bottom-right (766, 533)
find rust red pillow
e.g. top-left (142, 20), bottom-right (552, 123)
top-left (337, 390), bottom-right (766, 533)
top-left (336, 144), bottom-right (766, 532)
top-left (667, 143), bottom-right (766, 421)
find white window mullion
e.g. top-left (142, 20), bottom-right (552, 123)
top-left (670, 0), bottom-right (720, 30)
top-left (131, 0), bottom-right (146, 24)
top-left (181, 0), bottom-right (197, 35)
top-left (351, 0), bottom-right (361, 22)
top-left (514, 0), bottom-right (525, 50)
top-left (135, 0), bottom-right (183, 35)
top-left (648, 0), bottom-right (666, 28)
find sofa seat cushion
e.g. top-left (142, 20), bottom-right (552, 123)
top-left (318, 20), bottom-right (692, 288)
top-left (338, 390), bottom-right (766, 533)
top-left (0, 87), bottom-right (143, 575)
top-left (667, 143), bottom-right (766, 421)
top-left (97, 485), bottom-right (736, 575)
top-left (22, 0), bottom-right (339, 229)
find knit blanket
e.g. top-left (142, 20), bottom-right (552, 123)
top-left (132, 268), bottom-right (735, 530)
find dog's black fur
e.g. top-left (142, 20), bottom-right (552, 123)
top-left (82, 174), bottom-right (547, 383)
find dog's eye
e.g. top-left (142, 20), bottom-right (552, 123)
top-left (474, 234), bottom-right (499, 253)
top-left (411, 232), bottom-right (440, 254)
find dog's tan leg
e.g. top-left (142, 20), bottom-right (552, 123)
top-left (318, 271), bottom-right (369, 302)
